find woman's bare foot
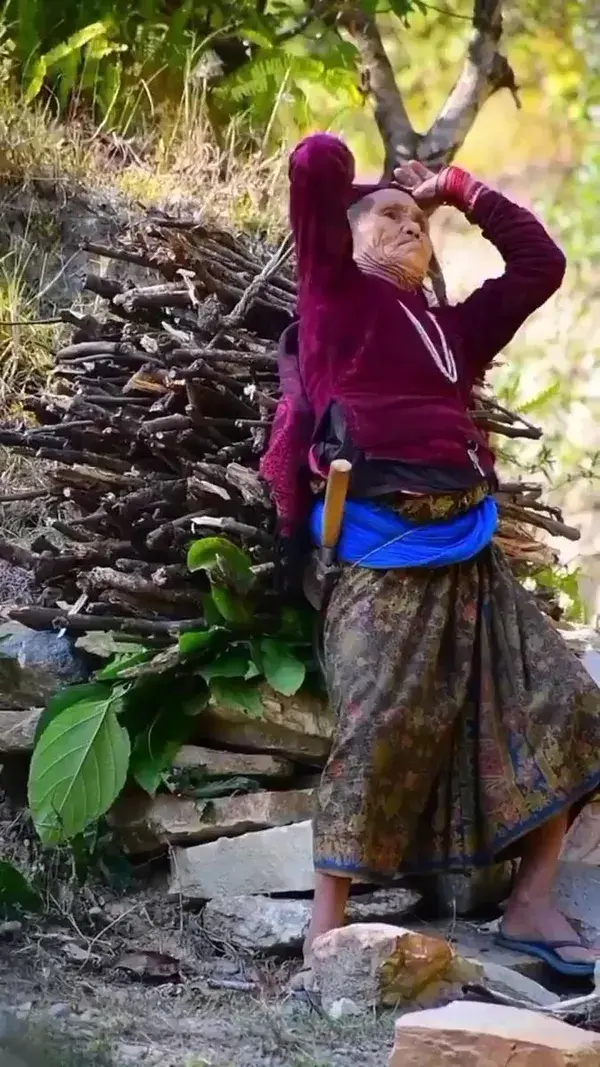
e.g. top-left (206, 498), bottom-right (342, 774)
top-left (502, 899), bottom-right (597, 963)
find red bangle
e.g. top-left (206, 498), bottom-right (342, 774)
top-left (437, 166), bottom-right (483, 212)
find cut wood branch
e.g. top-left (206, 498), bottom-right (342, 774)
top-left (9, 606), bottom-right (204, 638)
top-left (499, 503), bottom-right (581, 542)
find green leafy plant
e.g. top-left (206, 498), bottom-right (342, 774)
top-left (29, 685), bottom-right (131, 844)
top-left (529, 564), bottom-right (589, 624)
top-left (27, 536), bottom-right (315, 846)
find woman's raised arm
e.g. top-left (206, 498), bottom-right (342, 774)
top-left (450, 185), bottom-right (566, 378)
top-left (397, 163), bottom-right (566, 381)
top-left (426, 170), bottom-right (566, 379)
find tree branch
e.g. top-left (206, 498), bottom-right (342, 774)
top-left (420, 0), bottom-right (519, 167)
top-left (341, 8), bottom-right (418, 175)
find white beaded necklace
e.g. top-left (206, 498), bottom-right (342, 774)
top-left (398, 300), bottom-right (457, 384)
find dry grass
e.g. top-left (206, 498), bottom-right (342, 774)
top-left (0, 88), bottom-right (291, 538)
top-left (0, 249), bottom-right (66, 407)
top-left (114, 137), bottom-right (289, 239)
top-left (0, 81), bottom-right (290, 236)
top-left (0, 91), bottom-right (94, 187)
top-left (0, 225), bottom-right (71, 528)
top-left (0, 790), bottom-right (390, 1067)
top-left (0, 86), bottom-right (289, 432)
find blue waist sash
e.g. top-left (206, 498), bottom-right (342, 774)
top-left (310, 495), bottom-right (499, 569)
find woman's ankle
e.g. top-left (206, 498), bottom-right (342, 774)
top-left (505, 893), bottom-right (548, 915)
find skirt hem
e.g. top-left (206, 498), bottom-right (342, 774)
top-left (315, 768), bottom-right (600, 881)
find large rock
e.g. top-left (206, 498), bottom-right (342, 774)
top-left (0, 623), bottom-right (87, 711)
top-left (562, 803), bottom-right (600, 865)
top-left (554, 861), bottom-right (600, 942)
top-left (110, 789), bottom-right (314, 853)
top-left (202, 888), bottom-right (422, 954)
top-left (204, 896), bottom-right (311, 954)
top-left (0, 708), bottom-right (42, 753)
top-left (390, 1001), bottom-right (600, 1066)
top-left (471, 960), bottom-right (557, 1008)
top-left (311, 924), bottom-right (455, 1013)
top-left (407, 920), bottom-right (546, 981)
top-left (172, 745), bottom-right (294, 781)
top-left (197, 685), bottom-right (334, 764)
top-left (169, 820), bottom-right (315, 899)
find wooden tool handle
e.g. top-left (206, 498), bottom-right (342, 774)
top-left (322, 460), bottom-right (351, 550)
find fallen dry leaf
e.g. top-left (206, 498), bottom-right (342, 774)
top-left (116, 950), bottom-right (181, 983)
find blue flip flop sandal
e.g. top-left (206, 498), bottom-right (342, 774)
top-left (495, 929), bottom-right (596, 978)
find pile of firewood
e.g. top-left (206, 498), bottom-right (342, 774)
top-left (0, 212), bottom-right (581, 635)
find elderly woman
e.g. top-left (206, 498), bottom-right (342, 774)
top-left (260, 133), bottom-right (600, 980)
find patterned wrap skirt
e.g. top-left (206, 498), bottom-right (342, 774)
top-left (313, 489), bottom-right (600, 881)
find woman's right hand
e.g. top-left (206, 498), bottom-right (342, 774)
top-left (393, 160), bottom-right (441, 214)
top-left (394, 161), bottom-right (484, 215)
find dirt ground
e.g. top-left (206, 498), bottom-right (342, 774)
top-left (0, 795), bottom-right (394, 1067)
top-left (0, 903), bottom-right (394, 1067)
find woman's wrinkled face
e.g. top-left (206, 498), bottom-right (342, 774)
top-left (350, 189), bottom-right (433, 286)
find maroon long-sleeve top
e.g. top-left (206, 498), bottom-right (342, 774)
top-left (261, 133), bottom-right (566, 533)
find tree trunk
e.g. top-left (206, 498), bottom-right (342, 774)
top-left (345, 0), bottom-right (518, 172)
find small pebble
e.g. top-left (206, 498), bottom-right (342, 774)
top-left (0, 920), bottom-right (23, 938)
top-left (48, 1002), bottom-right (70, 1018)
top-left (327, 997), bottom-right (363, 1020)
top-left (62, 941), bottom-right (95, 964)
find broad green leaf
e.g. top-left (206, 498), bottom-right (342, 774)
top-left (131, 740), bottom-right (182, 796)
top-left (24, 57), bottom-right (47, 103)
top-left (118, 673), bottom-right (203, 740)
top-left (113, 645), bottom-right (181, 680)
top-left (210, 678), bottom-right (264, 718)
top-left (129, 678), bottom-right (210, 794)
top-left (202, 592), bottom-right (224, 628)
top-left (179, 628), bottom-right (224, 657)
top-left (28, 694), bottom-right (130, 844)
top-left (241, 27), bottom-right (275, 49)
top-left (0, 860), bottom-right (41, 916)
top-left (200, 649), bottom-right (251, 682)
top-left (33, 683), bottom-right (115, 748)
top-left (130, 718), bottom-right (192, 796)
top-left (75, 632), bottom-right (147, 658)
top-left (44, 22), bottom-right (109, 66)
top-left (210, 586), bottom-right (253, 625)
top-left (260, 638), bottom-right (306, 696)
top-left (181, 684), bottom-right (210, 717)
top-left (187, 536), bottom-right (255, 592)
top-left (87, 39), bottom-right (126, 61)
top-left (248, 639), bottom-right (264, 675)
top-left (95, 650), bottom-right (152, 681)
